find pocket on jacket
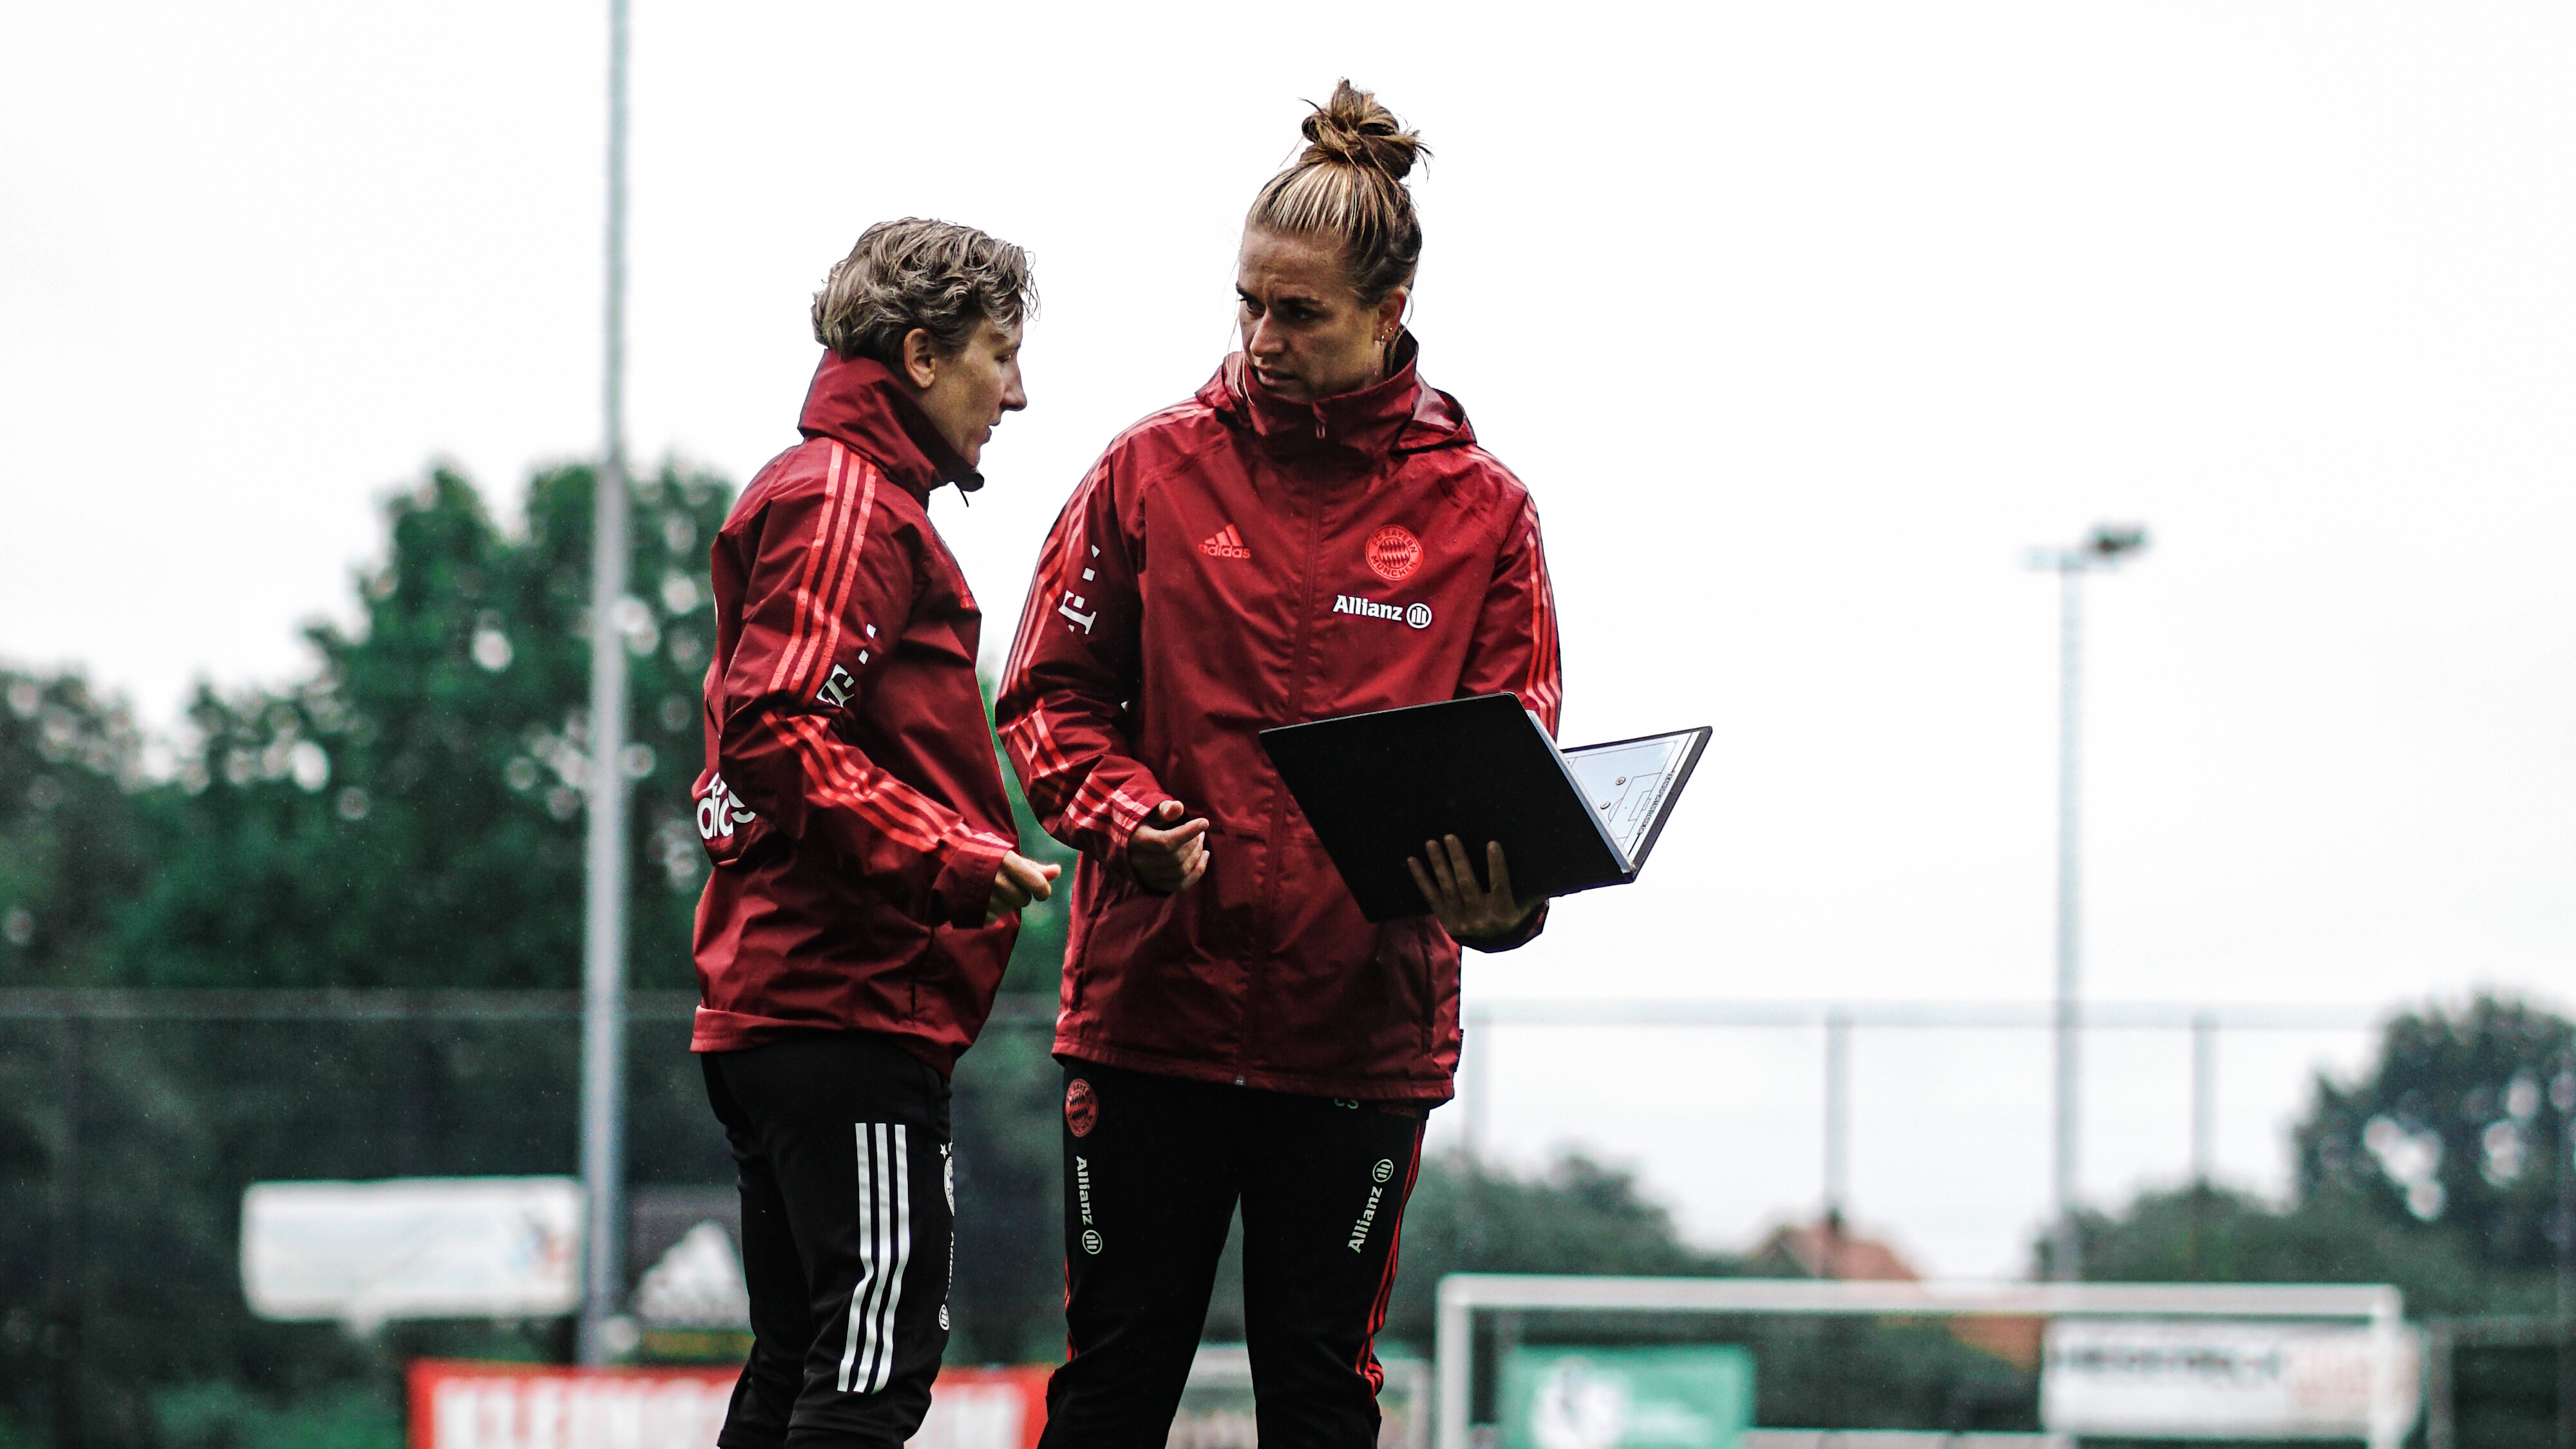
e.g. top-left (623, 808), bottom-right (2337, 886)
top-left (1065, 853), bottom-right (1179, 1016)
top-left (1377, 920), bottom-right (1437, 1052)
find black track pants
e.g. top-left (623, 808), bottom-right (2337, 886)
top-left (1038, 1059), bottom-right (1427, 1449)
top-left (702, 1034), bottom-right (954, 1449)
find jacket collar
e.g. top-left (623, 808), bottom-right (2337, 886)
top-left (1198, 332), bottom-right (1476, 464)
top-left (795, 350), bottom-right (983, 498)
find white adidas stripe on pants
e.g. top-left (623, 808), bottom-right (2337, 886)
top-left (837, 1122), bottom-right (913, 1394)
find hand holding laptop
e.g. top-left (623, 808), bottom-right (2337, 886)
top-left (1260, 694), bottom-right (1709, 923)
top-left (1408, 835), bottom-right (1536, 939)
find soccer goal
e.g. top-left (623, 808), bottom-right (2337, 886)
top-left (1433, 1275), bottom-right (2417, 1449)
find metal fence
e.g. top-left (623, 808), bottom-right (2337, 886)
top-left (0, 989), bottom-right (1064, 1449)
top-left (1457, 998), bottom-right (2382, 1220)
top-left (4, 989), bottom-right (2560, 1449)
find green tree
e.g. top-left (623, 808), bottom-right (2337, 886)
top-left (1389, 1153), bottom-right (2036, 1433)
top-left (2063, 1184), bottom-right (2503, 1313)
top-left (110, 462), bottom-right (733, 990)
top-left (0, 457), bottom-right (1100, 1439)
top-left (1393, 1151), bottom-right (1744, 1332)
top-left (2298, 994), bottom-right (2574, 1278)
top-left (2063, 996), bottom-right (2575, 1447)
top-left (2064, 994), bottom-right (2571, 1316)
top-left (64, 460), bottom-right (1079, 998)
top-left (0, 669), bottom-right (150, 986)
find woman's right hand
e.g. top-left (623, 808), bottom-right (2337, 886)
top-left (985, 851), bottom-right (1063, 925)
top-left (1128, 799), bottom-right (1211, 894)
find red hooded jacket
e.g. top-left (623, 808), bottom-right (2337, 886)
top-left (997, 341), bottom-right (1560, 1103)
top-left (689, 351), bottom-right (1021, 1073)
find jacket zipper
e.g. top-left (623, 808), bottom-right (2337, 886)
top-left (1246, 454), bottom-right (1331, 1084)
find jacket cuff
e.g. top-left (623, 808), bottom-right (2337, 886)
top-left (1098, 790), bottom-right (1175, 886)
top-left (932, 833), bottom-right (1012, 929)
top-left (1459, 900), bottom-right (1549, 954)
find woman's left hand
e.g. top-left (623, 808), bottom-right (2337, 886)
top-left (1408, 835), bottom-right (1539, 941)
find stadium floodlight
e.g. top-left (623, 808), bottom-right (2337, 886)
top-left (1433, 1273), bottom-right (2412, 1449)
top-left (2085, 522), bottom-right (2148, 560)
top-left (2024, 523), bottom-right (2149, 1282)
top-left (576, 0), bottom-right (634, 1367)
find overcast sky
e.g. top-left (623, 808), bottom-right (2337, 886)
top-left (5, 2), bottom-right (2571, 1275)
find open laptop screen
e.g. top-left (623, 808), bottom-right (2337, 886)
top-left (1561, 728), bottom-right (1710, 871)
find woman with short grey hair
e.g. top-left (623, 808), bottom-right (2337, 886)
top-left (691, 216), bottom-right (1057, 1449)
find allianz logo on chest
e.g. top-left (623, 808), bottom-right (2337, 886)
top-left (1334, 594), bottom-right (1433, 630)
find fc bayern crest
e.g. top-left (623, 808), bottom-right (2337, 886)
top-left (1366, 525), bottom-right (1423, 583)
top-left (1065, 1077), bottom-right (1099, 1137)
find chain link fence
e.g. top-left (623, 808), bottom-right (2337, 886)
top-left (0, 989), bottom-right (1065, 1448)
top-left (4, 990), bottom-right (2566, 1449)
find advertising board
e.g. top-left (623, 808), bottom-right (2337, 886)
top-left (243, 1177), bottom-right (581, 1328)
top-left (1165, 1343), bottom-right (1426, 1448)
top-left (1497, 1346), bottom-right (1755, 1449)
top-left (2040, 1319), bottom-right (2420, 1441)
top-left (405, 1361), bottom-right (1050, 1449)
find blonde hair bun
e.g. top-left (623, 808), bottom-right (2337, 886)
top-left (1249, 80), bottom-right (1430, 303)
top-left (1298, 79), bottom-right (1428, 181)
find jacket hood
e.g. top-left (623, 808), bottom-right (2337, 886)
top-left (1197, 332), bottom-right (1476, 462)
top-left (796, 350), bottom-right (983, 497)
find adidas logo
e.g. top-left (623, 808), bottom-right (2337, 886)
top-left (1200, 525), bottom-right (1250, 560)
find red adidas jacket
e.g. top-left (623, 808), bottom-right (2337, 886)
top-left (997, 340), bottom-right (1561, 1103)
top-left (690, 351), bottom-right (1021, 1073)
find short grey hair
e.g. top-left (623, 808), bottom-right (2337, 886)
top-left (811, 218), bottom-right (1036, 365)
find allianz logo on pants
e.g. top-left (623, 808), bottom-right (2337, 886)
top-left (1075, 1155), bottom-right (1102, 1255)
top-left (1347, 1159), bottom-right (1397, 1253)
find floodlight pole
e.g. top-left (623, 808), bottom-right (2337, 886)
top-left (2190, 1012), bottom-right (2217, 1184)
top-left (1823, 1009), bottom-right (1852, 1222)
top-left (2028, 524), bottom-right (2148, 1283)
top-left (576, 0), bottom-right (632, 1367)
top-left (2557, 1057), bottom-right (2575, 1449)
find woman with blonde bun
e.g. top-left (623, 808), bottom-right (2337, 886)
top-left (999, 82), bottom-right (1563, 1446)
